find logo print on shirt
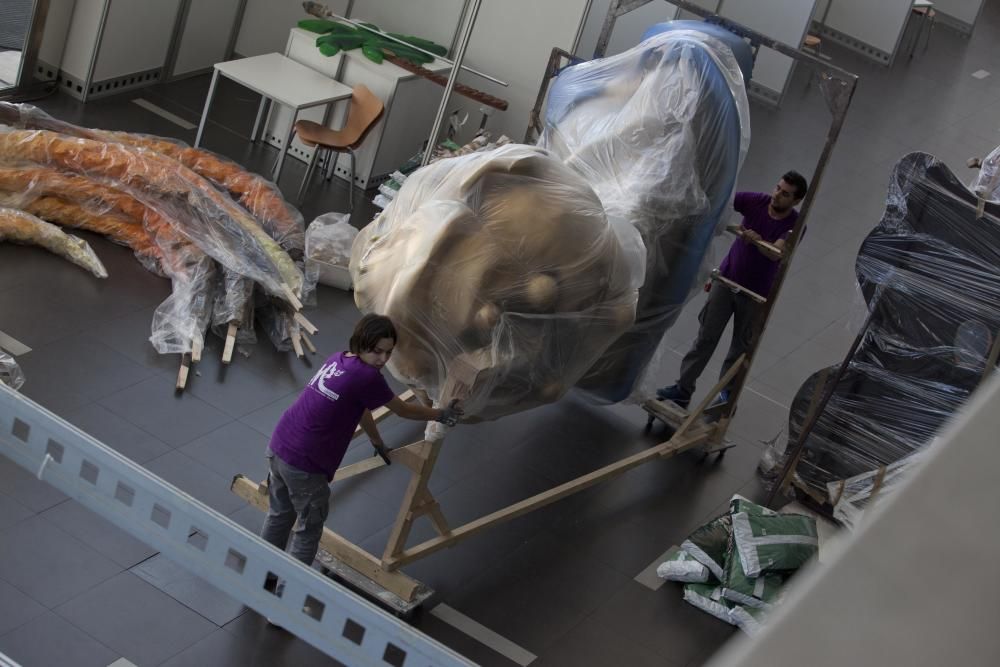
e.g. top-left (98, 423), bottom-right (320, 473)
top-left (308, 361), bottom-right (345, 402)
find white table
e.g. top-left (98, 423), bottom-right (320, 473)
top-left (194, 53), bottom-right (353, 181)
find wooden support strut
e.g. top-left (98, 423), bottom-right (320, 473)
top-left (230, 474), bottom-right (424, 601)
top-left (726, 224), bottom-right (783, 258)
top-left (381, 423), bottom-right (715, 571)
top-left (222, 322), bottom-right (238, 364)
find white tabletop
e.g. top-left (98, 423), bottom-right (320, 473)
top-left (214, 53), bottom-right (353, 109)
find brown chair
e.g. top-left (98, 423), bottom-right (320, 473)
top-left (293, 84), bottom-right (384, 207)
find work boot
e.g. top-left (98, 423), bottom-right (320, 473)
top-left (655, 384), bottom-right (691, 408)
top-left (711, 389), bottom-right (731, 408)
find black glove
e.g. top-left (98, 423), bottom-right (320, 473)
top-left (436, 399), bottom-right (464, 426)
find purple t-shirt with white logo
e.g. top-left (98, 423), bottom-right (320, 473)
top-left (719, 192), bottom-right (797, 297)
top-left (269, 352), bottom-right (395, 480)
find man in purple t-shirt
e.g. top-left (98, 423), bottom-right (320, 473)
top-left (656, 171), bottom-right (808, 408)
top-left (260, 314), bottom-right (463, 579)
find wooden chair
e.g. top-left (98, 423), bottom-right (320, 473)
top-left (293, 84), bottom-right (385, 207)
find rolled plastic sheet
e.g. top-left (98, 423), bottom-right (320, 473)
top-left (351, 143), bottom-right (640, 421)
top-left (0, 206), bottom-right (107, 278)
top-left (538, 24), bottom-right (751, 402)
top-left (0, 126), bottom-right (303, 303)
top-left (788, 152), bottom-right (1000, 503)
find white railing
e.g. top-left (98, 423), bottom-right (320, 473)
top-left (0, 383), bottom-right (472, 667)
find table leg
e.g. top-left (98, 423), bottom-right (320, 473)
top-left (251, 96), bottom-right (270, 143)
top-left (194, 69), bottom-right (220, 148)
top-left (273, 108), bottom-right (298, 182)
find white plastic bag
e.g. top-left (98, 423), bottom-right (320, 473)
top-left (305, 212), bottom-right (357, 290)
top-left (0, 351), bottom-right (25, 390)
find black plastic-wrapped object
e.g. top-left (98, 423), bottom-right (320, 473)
top-left (788, 152), bottom-right (1000, 506)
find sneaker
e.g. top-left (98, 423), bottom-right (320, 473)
top-left (655, 384), bottom-right (691, 408)
top-left (710, 389), bottom-right (731, 408)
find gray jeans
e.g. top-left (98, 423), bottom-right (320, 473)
top-left (260, 449), bottom-right (330, 567)
top-left (677, 281), bottom-right (761, 394)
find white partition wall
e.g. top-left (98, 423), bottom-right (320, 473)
top-left (92, 0), bottom-right (181, 82)
top-left (721, 0), bottom-right (816, 106)
top-left (446, 0), bottom-right (591, 144)
top-left (170, 0), bottom-right (245, 78)
top-left (815, 0), bottom-right (912, 64)
top-left (575, 0), bottom-right (680, 58)
top-left (932, 0), bottom-right (986, 34)
top-left (345, 0), bottom-right (467, 52)
top-left (236, 0), bottom-right (349, 56)
top-left (235, 0), bottom-right (464, 59)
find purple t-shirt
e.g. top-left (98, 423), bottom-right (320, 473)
top-left (269, 352), bottom-right (395, 480)
top-left (719, 192), bottom-right (797, 297)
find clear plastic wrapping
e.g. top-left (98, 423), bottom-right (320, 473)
top-left (0, 351), bottom-right (25, 390)
top-left (0, 206), bottom-right (107, 278)
top-left (971, 142), bottom-right (1000, 203)
top-left (0, 127), bottom-right (303, 303)
top-left (788, 152), bottom-right (1000, 503)
top-left (350, 143), bottom-right (640, 421)
top-left (538, 26), bottom-right (751, 402)
top-left (305, 212), bottom-right (356, 290)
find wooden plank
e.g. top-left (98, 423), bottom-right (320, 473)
top-left (222, 322), bottom-right (238, 364)
top-left (642, 398), bottom-right (687, 429)
top-left (350, 389), bottom-right (415, 440)
top-left (726, 224), bottom-right (782, 257)
top-left (711, 270), bottom-right (767, 304)
top-left (674, 355), bottom-right (746, 439)
top-left (191, 336), bottom-right (204, 363)
top-left (332, 439), bottom-right (425, 482)
top-left (230, 474), bottom-right (422, 601)
top-left (176, 354), bottom-right (190, 391)
top-left (291, 331), bottom-right (304, 358)
top-left (382, 439), bottom-right (443, 562)
top-left (293, 311), bottom-right (318, 335)
top-left (301, 331), bottom-right (317, 354)
top-left (382, 425), bottom-right (713, 569)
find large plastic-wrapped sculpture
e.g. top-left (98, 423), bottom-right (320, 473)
top-left (786, 152), bottom-right (1000, 517)
top-left (351, 144), bottom-right (640, 421)
top-left (351, 24), bottom-right (751, 420)
top-left (540, 22), bottom-right (752, 402)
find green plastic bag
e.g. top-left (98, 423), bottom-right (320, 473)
top-left (681, 514), bottom-right (731, 581)
top-left (682, 583), bottom-right (736, 626)
top-left (731, 511), bottom-right (818, 577)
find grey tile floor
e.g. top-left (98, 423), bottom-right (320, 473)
top-left (3, 7), bottom-right (1000, 664)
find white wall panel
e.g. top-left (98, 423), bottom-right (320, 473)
top-left (447, 0), bottom-right (590, 144)
top-left (172, 0), bottom-right (244, 76)
top-left (236, 0), bottom-right (348, 56)
top-left (347, 0), bottom-right (465, 51)
top-left (823, 0), bottom-right (911, 55)
top-left (575, 0), bottom-right (680, 58)
top-left (721, 0), bottom-right (815, 99)
top-left (93, 0), bottom-right (181, 80)
top-left (59, 0), bottom-right (105, 80)
top-left (933, 0), bottom-right (985, 26)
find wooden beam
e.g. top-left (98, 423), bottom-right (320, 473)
top-left (176, 354), bottom-right (191, 391)
top-left (350, 390), bottom-right (415, 440)
top-left (382, 439), bottom-right (444, 562)
top-left (230, 474), bottom-right (423, 601)
top-left (222, 322), bottom-right (238, 364)
top-left (382, 425), bottom-right (714, 569)
top-left (293, 311), bottom-right (318, 335)
top-left (333, 439), bottom-right (425, 482)
top-left (726, 224), bottom-right (783, 258)
top-left (674, 355), bottom-right (746, 439)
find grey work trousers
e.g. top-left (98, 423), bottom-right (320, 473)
top-left (677, 281), bottom-right (761, 394)
top-left (260, 449), bottom-right (330, 567)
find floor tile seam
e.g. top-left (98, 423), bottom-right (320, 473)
top-left (3, 609), bottom-right (122, 662)
top-left (0, 572), bottom-right (51, 618)
top-left (98, 383), bottom-right (238, 452)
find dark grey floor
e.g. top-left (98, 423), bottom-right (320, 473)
top-left (3, 7), bottom-right (1000, 665)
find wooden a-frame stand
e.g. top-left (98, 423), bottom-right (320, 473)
top-left (232, 358), bottom-right (745, 603)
